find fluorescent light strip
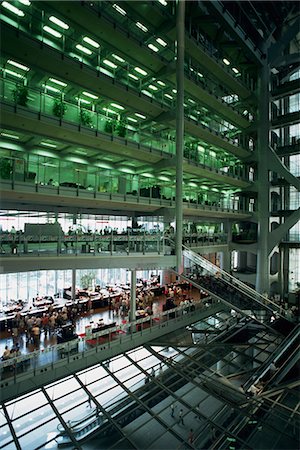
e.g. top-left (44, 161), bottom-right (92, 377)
top-left (156, 37), bottom-right (167, 47)
top-left (112, 54), bottom-right (125, 63)
top-left (148, 43), bottom-right (159, 52)
top-left (128, 74), bottom-right (139, 80)
top-left (111, 103), bottom-right (124, 110)
top-left (0, 132), bottom-right (20, 139)
top-left (43, 26), bottom-right (62, 38)
top-left (103, 59), bottom-right (117, 69)
top-left (4, 69), bottom-right (24, 78)
top-left (223, 58), bottom-right (230, 66)
top-left (75, 44), bottom-right (92, 55)
top-left (83, 36), bottom-right (100, 48)
top-left (135, 113), bottom-right (146, 119)
top-left (164, 94), bottom-right (173, 100)
top-left (103, 107), bottom-right (118, 115)
top-left (42, 84), bottom-right (60, 93)
top-left (18, 0), bottom-right (31, 5)
top-left (76, 97), bottom-right (91, 104)
top-left (157, 80), bottom-right (166, 86)
top-left (134, 67), bottom-right (147, 76)
top-left (40, 142), bottom-right (57, 148)
top-left (82, 91), bottom-right (98, 99)
top-left (127, 117), bottom-right (138, 123)
top-left (232, 67), bottom-right (239, 74)
top-left (158, 0), bottom-right (167, 6)
top-left (136, 22), bottom-right (148, 32)
top-left (112, 4), bottom-right (126, 16)
top-left (49, 77), bottom-right (67, 87)
top-left (7, 59), bottom-right (30, 71)
top-left (49, 16), bottom-right (69, 30)
top-left (2, 2), bottom-right (25, 16)
top-left (148, 84), bottom-right (158, 91)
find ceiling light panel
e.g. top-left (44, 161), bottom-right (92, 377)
top-left (83, 36), bottom-right (100, 48)
top-left (43, 26), bottom-right (62, 38)
top-left (49, 16), bottom-right (69, 30)
top-left (7, 60), bottom-right (30, 71)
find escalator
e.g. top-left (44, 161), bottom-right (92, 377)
top-left (178, 244), bottom-right (294, 332)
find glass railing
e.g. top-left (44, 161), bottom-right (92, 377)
top-left (0, 231), bottom-right (229, 257)
top-left (0, 77), bottom-right (250, 180)
top-left (0, 298), bottom-right (218, 381)
top-left (0, 9), bottom-right (251, 147)
top-left (0, 176), bottom-right (252, 214)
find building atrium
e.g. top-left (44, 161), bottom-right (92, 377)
top-left (0, 0), bottom-right (299, 449)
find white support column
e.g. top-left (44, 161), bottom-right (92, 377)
top-left (129, 269), bottom-right (136, 323)
top-left (175, 0), bottom-right (185, 274)
top-left (71, 268), bottom-right (76, 302)
top-left (255, 62), bottom-right (270, 294)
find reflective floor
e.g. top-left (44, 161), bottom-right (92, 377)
top-left (0, 311), bottom-right (299, 450)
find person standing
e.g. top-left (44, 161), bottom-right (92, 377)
top-left (178, 408), bottom-right (184, 425)
top-left (188, 429), bottom-right (194, 445)
top-left (170, 403), bottom-right (176, 418)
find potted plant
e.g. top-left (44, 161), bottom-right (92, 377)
top-left (0, 158), bottom-right (12, 179)
top-left (80, 109), bottom-right (93, 127)
top-left (53, 98), bottom-right (67, 118)
top-left (116, 120), bottom-right (126, 137)
top-left (12, 85), bottom-right (29, 106)
top-left (105, 119), bottom-right (114, 133)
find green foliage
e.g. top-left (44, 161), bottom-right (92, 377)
top-left (80, 109), bottom-right (93, 127)
top-left (12, 85), bottom-right (29, 106)
top-left (105, 120), bottom-right (114, 133)
top-left (53, 99), bottom-right (67, 118)
top-left (116, 120), bottom-right (126, 137)
top-left (80, 272), bottom-right (95, 290)
top-left (0, 158), bottom-right (12, 179)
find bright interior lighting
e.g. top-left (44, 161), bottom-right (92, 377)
top-left (141, 90), bottom-right (152, 97)
top-left (112, 4), bottom-right (126, 15)
top-left (148, 84), bottom-right (158, 91)
top-left (112, 54), bottom-right (125, 63)
top-left (172, 89), bottom-right (177, 94)
top-left (164, 94), bottom-right (173, 100)
top-left (4, 69), bottom-right (23, 78)
top-left (0, 132), bottom-right (20, 139)
top-left (103, 59), bottom-right (117, 69)
top-left (157, 80), bottom-right (166, 86)
top-left (223, 58), bottom-right (230, 66)
top-left (40, 142), bottom-right (57, 148)
top-left (103, 107), bottom-right (118, 115)
top-left (75, 44), bottom-right (92, 55)
top-left (43, 26), bottom-right (62, 38)
top-left (49, 16), bottom-right (69, 30)
top-left (7, 59), bottom-right (30, 71)
top-left (18, 0), bottom-right (31, 5)
top-left (43, 84), bottom-right (60, 93)
top-left (128, 73), bottom-right (139, 80)
top-left (135, 113), bottom-right (146, 119)
top-left (158, 0), bottom-right (167, 5)
top-left (232, 67), bottom-right (239, 74)
top-left (83, 36), bottom-right (100, 48)
top-left (76, 97), bottom-right (91, 104)
top-left (134, 67), bottom-right (147, 76)
top-left (49, 77), bottom-right (67, 87)
top-left (82, 91), bottom-right (98, 100)
top-left (111, 103), bottom-right (124, 110)
top-left (148, 43), bottom-right (159, 52)
top-left (156, 37), bottom-right (167, 47)
top-left (188, 99), bottom-right (196, 104)
top-left (198, 72), bottom-right (204, 78)
top-left (136, 22), bottom-right (148, 32)
top-left (2, 2), bottom-right (25, 16)
top-left (127, 117), bottom-right (138, 123)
